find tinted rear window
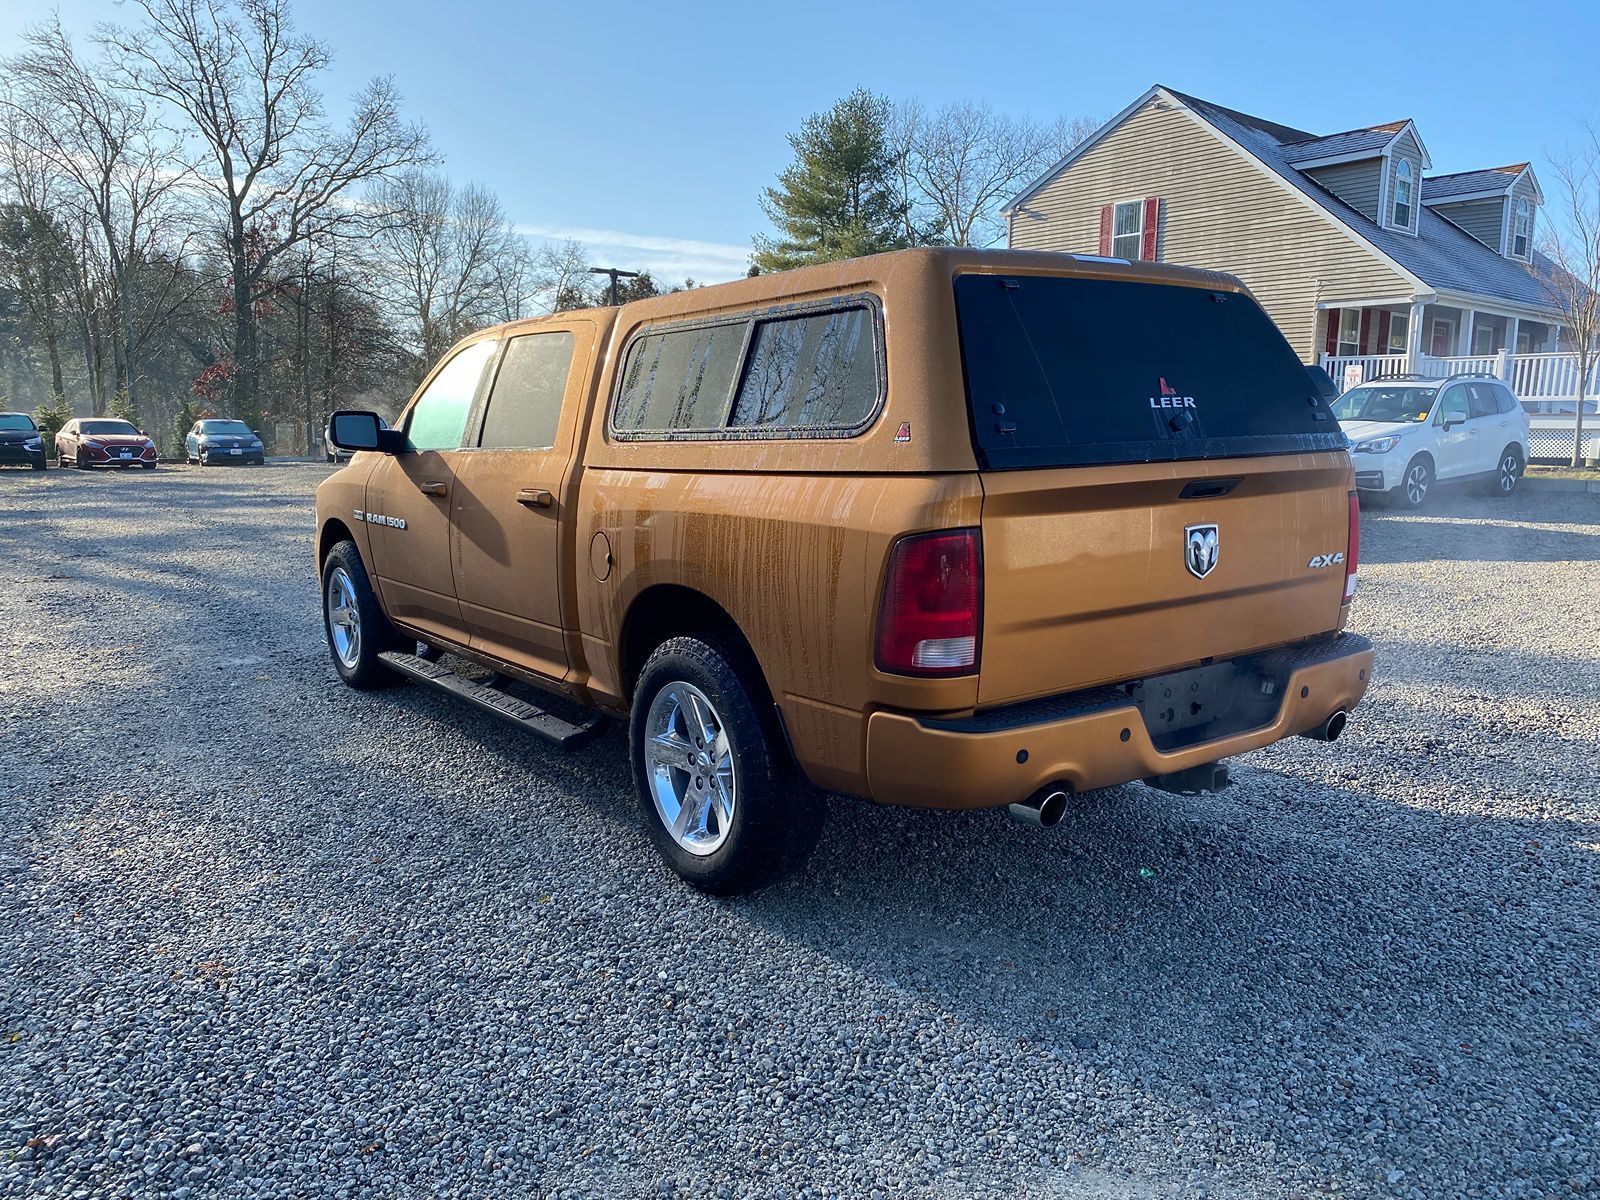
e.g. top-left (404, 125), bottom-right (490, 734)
top-left (954, 274), bottom-right (1346, 469)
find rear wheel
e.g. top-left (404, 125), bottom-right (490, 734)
top-left (321, 540), bottom-right (400, 690)
top-left (1487, 445), bottom-right (1523, 497)
top-left (1392, 455), bottom-right (1433, 509)
top-left (630, 636), bottom-right (820, 894)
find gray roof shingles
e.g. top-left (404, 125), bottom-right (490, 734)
top-left (1163, 87), bottom-right (1558, 313)
top-left (1422, 167), bottom-right (1525, 201)
top-left (1283, 128), bottom-right (1397, 162)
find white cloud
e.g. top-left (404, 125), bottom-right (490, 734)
top-left (513, 222), bottom-right (750, 284)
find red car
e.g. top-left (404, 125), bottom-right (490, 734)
top-left (56, 418), bottom-right (158, 470)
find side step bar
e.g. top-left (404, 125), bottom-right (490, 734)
top-left (377, 650), bottom-right (606, 750)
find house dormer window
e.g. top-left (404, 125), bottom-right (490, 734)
top-left (1512, 197), bottom-right (1532, 258)
top-left (1392, 159), bottom-right (1414, 228)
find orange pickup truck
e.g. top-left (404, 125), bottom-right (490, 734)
top-left (317, 248), bottom-right (1371, 892)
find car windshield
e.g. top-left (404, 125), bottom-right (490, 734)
top-left (0, 413), bottom-right (36, 431)
top-left (81, 419), bottom-right (140, 436)
top-left (1333, 386), bottom-right (1436, 423)
top-left (200, 420), bottom-right (254, 435)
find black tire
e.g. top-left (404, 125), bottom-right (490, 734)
top-left (1391, 454), bottom-right (1433, 509)
top-left (141, 461), bottom-right (156, 470)
top-left (32, 457), bottom-right (46, 471)
top-left (1486, 444), bottom-right (1523, 497)
top-left (320, 540), bottom-right (401, 690)
top-left (630, 635), bottom-right (821, 894)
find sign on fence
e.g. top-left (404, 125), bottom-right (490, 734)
top-left (1343, 365), bottom-right (1364, 390)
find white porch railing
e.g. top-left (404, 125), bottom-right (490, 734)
top-left (1320, 349), bottom-right (1600, 410)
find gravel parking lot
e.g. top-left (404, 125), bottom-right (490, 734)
top-left (3, 462), bottom-right (1597, 1199)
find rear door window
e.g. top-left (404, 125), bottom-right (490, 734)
top-left (1467, 383), bottom-right (1500, 419)
top-left (953, 274), bottom-right (1346, 469)
top-left (478, 332), bottom-right (575, 450)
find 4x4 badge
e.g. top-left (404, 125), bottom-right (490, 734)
top-left (1185, 523), bottom-right (1220, 579)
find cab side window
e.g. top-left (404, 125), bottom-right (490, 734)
top-left (1467, 383), bottom-right (1500, 420)
top-left (406, 340), bottom-right (498, 451)
top-left (478, 332), bottom-right (576, 450)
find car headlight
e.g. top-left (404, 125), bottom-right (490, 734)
top-left (23, 437), bottom-right (42, 448)
top-left (1353, 435), bottom-right (1402, 454)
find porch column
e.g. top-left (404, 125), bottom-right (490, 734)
top-left (1458, 309), bottom-right (1476, 356)
top-left (1507, 316), bottom-right (1520, 357)
top-left (1405, 301), bottom-right (1425, 369)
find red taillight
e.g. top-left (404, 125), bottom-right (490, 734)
top-left (1344, 491), bottom-right (1360, 604)
top-left (875, 529), bottom-right (982, 676)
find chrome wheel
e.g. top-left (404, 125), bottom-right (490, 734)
top-left (325, 566), bottom-right (361, 668)
top-left (644, 681), bottom-right (736, 857)
top-left (1404, 461), bottom-right (1430, 506)
top-left (1498, 453), bottom-right (1520, 494)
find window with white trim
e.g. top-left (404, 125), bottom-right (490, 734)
top-left (1111, 200), bottom-right (1143, 260)
top-left (1387, 310), bottom-right (1409, 353)
top-left (1512, 198), bottom-right (1532, 259)
top-left (1392, 159), bottom-right (1414, 229)
top-left (1336, 309), bottom-right (1361, 357)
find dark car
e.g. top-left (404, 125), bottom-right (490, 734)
top-left (0, 412), bottom-right (48, 470)
top-left (325, 414), bottom-right (387, 462)
top-left (184, 418), bottom-right (265, 465)
top-left (56, 418), bottom-right (158, 469)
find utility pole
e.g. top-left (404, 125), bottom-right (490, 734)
top-left (588, 266), bottom-right (640, 306)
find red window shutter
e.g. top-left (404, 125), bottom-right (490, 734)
top-left (1098, 205), bottom-right (1112, 255)
top-left (1376, 311), bottom-right (1391, 354)
top-left (1358, 310), bottom-right (1372, 354)
top-left (1140, 197), bottom-right (1160, 261)
top-left (1325, 309), bottom-right (1340, 355)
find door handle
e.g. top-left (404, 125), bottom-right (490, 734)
top-left (516, 487), bottom-right (554, 508)
top-left (419, 480), bottom-right (448, 497)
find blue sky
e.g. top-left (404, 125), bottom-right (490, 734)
top-left (5, 0), bottom-right (1598, 282)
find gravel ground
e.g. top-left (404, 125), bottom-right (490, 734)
top-left (2, 462), bottom-right (1597, 1199)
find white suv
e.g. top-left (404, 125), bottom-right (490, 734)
top-left (1333, 374), bottom-right (1530, 508)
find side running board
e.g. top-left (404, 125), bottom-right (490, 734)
top-left (376, 650), bottom-right (606, 750)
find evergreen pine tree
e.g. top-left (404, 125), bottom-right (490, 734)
top-left (753, 89), bottom-right (908, 272)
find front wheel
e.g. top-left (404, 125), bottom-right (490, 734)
top-left (321, 540), bottom-right (400, 690)
top-left (32, 457), bottom-right (46, 471)
top-left (1393, 455), bottom-right (1433, 509)
top-left (1487, 445), bottom-right (1523, 497)
top-left (630, 636), bottom-right (820, 894)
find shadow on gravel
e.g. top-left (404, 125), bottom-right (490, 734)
top-left (730, 774), bottom-right (1599, 1194)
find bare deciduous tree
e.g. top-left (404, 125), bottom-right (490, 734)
top-left (535, 239), bottom-right (594, 312)
top-left (1538, 123), bottom-right (1600, 466)
top-left (6, 19), bottom-right (202, 425)
top-left (374, 170), bottom-right (527, 374)
top-left (103, 0), bottom-right (433, 427)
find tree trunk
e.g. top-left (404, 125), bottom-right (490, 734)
top-left (1576, 354), bottom-right (1591, 469)
top-left (232, 247), bottom-right (260, 430)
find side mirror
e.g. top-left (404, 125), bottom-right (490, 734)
top-left (1442, 412), bottom-right (1467, 430)
top-left (321, 412), bottom-right (393, 454)
top-left (252, 429), bottom-right (261, 437)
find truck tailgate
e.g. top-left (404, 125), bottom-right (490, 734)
top-left (977, 453), bottom-right (1351, 707)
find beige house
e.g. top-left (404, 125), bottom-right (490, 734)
top-left (1004, 86), bottom-right (1569, 386)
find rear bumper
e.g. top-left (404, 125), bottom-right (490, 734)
top-left (864, 633), bottom-right (1374, 810)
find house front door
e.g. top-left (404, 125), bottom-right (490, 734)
top-left (1429, 318), bottom-right (1455, 357)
